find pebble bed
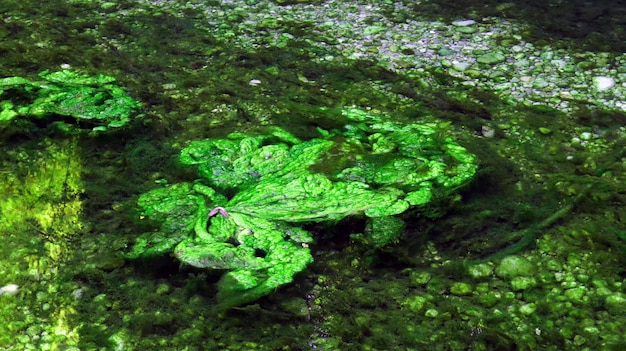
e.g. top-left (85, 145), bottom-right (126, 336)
top-left (129, 0), bottom-right (626, 113)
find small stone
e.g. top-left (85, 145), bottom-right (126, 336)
top-left (538, 127), bottom-right (552, 135)
top-left (519, 303), bottom-right (536, 315)
top-left (576, 61), bottom-right (594, 69)
top-left (510, 277), bottom-right (537, 291)
top-left (540, 51), bottom-right (554, 60)
top-left (488, 70), bottom-right (506, 79)
top-left (364, 25), bottom-right (385, 35)
top-left (564, 287), bottom-right (587, 303)
top-left (465, 69), bottom-right (482, 78)
top-left (495, 255), bottom-right (535, 279)
top-left (545, 259), bottom-right (562, 271)
top-left (101, 2), bottom-right (116, 10)
top-left (26, 325), bottom-right (42, 337)
top-left (452, 62), bottom-right (472, 72)
top-left (0, 284), bottom-right (19, 296)
top-left (468, 263), bottom-right (493, 279)
top-left (475, 282), bottom-right (490, 293)
top-left (476, 52), bottom-right (506, 65)
top-left (573, 335), bottom-right (587, 346)
top-left (401, 295), bottom-right (428, 312)
top-left (409, 271), bottom-right (432, 286)
top-left (156, 283), bottom-right (170, 295)
top-left (566, 252), bottom-right (582, 266)
top-left (576, 274), bottom-right (589, 283)
top-left (559, 327), bottom-right (574, 339)
top-left (532, 78), bottom-right (550, 89)
top-left (450, 282), bottom-right (473, 296)
top-left (476, 291), bottom-right (501, 307)
top-left (592, 76), bottom-right (615, 91)
top-left (456, 26), bottom-right (477, 34)
top-left (605, 293), bottom-right (626, 315)
top-left (425, 309), bottom-right (439, 318)
top-left (481, 126), bottom-right (495, 138)
top-left (452, 20), bottom-right (476, 26)
top-left (437, 47), bottom-right (456, 56)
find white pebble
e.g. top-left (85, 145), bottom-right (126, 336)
top-left (452, 20), bottom-right (476, 26)
top-left (592, 76), bottom-right (615, 91)
top-left (0, 284), bottom-right (19, 296)
top-left (481, 125), bottom-right (495, 138)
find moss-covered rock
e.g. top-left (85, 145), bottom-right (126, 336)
top-left (495, 255), bottom-right (535, 279)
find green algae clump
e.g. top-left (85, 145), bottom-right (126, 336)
top-left (127, 108), bottom-right (477, 310)
top-left (0, 70), bottom-right (142, 133)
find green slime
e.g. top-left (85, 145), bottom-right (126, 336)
top-left (0, 70), bottom-right (141, 133)
top-left (127, 108), bottom-right (478, 310)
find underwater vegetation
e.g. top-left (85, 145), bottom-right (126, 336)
top-left (0, 70), bottom-right (142, 134)
top-left (126, 107), bottom-right (477, 310)
top-left (1, 0), bottom-right (626, 349)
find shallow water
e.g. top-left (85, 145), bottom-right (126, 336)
top-left (1, 1), bottom-right (625, 350)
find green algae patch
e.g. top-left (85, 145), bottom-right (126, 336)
top-left (0, 70), bottom-right (142, 133)
top-left (0, 138), bottom-right (85, 348)
top-left (127, 108), bottom-right (477, 310)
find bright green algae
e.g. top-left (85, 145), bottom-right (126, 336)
top-left (0, 70), bottom-right (142, 133)
top-left (127, 108), bottom-right (477, 310)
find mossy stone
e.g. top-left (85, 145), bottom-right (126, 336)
top-left (476, 291), bottom-right (501, 307)
top-left (495, 255), bottom-right (535, 279)
top-left (156, 283), bottom-right (170, 295)
top-left (476, 52), bottom-right (506, 64)
top-left (519, 303), bottom-right (536, 315)
top-left (564, 287), bottom-right (587, 303)
top-left (510, 276), bottom-right (537, 291)
top-left (605, 293), bottom-right (626, 315)
top-left (468, 263), bottom-right (493, 279)
top-left (456, 26), bottom-right (477, 34)
top-left (401, 295), bottom-right (428, 312)
top-left (450, 282), bottom-right (473, 296)
top-left (409, 271), bottom-right (432, 286)
top-left (425, 309), bottom-right (439, 318)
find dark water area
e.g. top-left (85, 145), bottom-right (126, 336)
top-left (1, 1), bottom-right (626, 350)
top-left (414, 0), bottom-right (626, 52)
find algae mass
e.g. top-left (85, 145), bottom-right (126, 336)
top-left (127, 108), bottom-right (477, 310)
top-left (1, 0), bottom-right (626, 350)
top-left (0, 70), bottom-right (141, 133)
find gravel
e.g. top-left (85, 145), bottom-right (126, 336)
top-left (127, 0), bottom-right (625, 112)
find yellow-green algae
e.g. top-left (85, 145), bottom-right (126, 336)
top-left (0, 138), bottom-right (84, 350)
